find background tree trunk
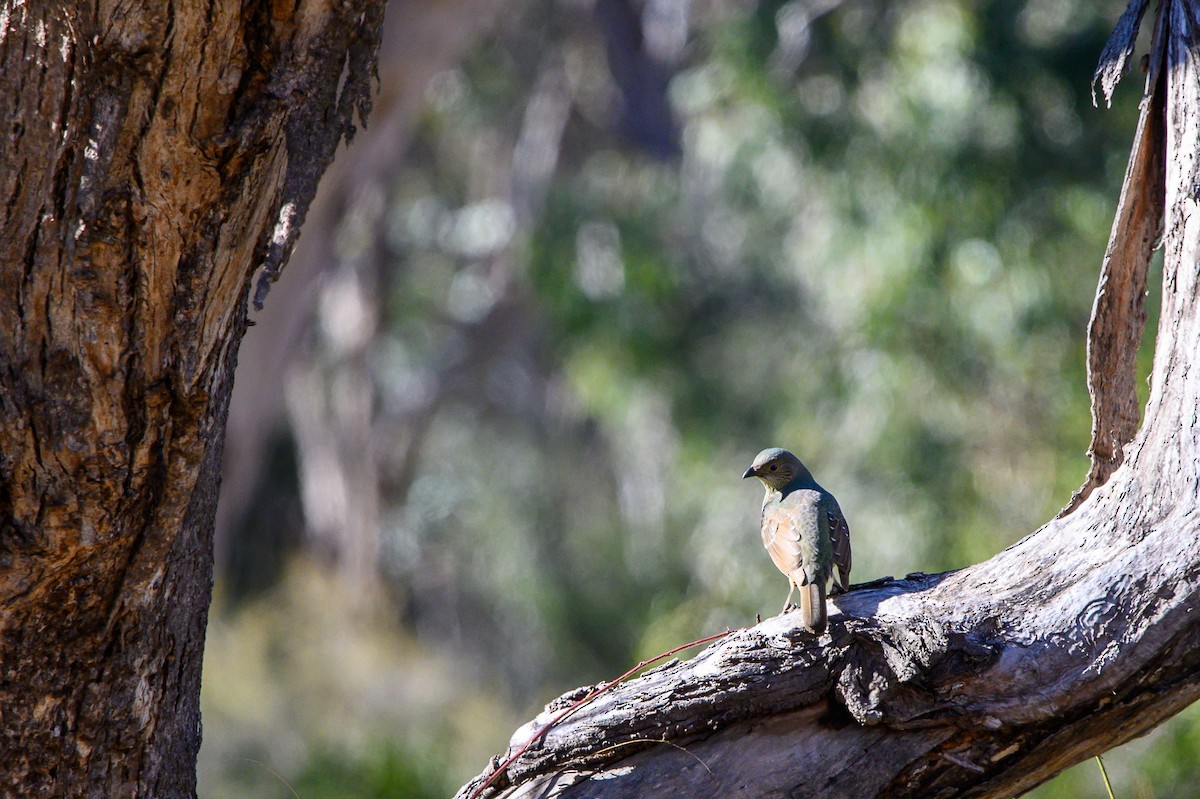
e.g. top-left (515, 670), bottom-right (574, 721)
top-left (456, 2), bottom-right (1200, 797)
top-left (215, 0), bottom-right (507, 584)
top-left (0, 2), bottom-right (384, 795)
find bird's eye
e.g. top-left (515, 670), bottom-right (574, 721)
top-left (769, 464), bottom-right (778, 471)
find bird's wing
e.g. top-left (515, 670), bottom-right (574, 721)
top-left (760, 500), bottom-right (805, 581)
top-left (827, 500), bottom-right (852, 594)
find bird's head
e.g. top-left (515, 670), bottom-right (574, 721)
top-left (742, 447), bottom-right (808, 491)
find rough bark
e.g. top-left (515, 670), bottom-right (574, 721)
top-left (456, 2), bottom-right (1200, 797)
top-left (1063, 0), bottom-right (1165, 516)
top-left (0, 2), bottom-right (384, 796)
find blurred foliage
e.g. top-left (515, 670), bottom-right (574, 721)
top-left (200, 0), bottom-right (1197, 797)
top-left (200, 562), bottom-right (513, 798)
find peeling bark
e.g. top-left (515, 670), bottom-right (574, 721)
top-left (1065, 0), bottom-right (1166, 516)
top-left (456, 2), bottom-right (1200, 797)
top-left (0, 2), bottom-right (384, 796)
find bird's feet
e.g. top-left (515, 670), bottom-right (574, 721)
top-left (780, 601), bottom-right (799, 614)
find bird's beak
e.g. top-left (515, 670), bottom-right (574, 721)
top-left (742, 466), bottom-right (756, 479)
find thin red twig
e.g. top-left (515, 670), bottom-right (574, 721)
top-left (468, 628), bottom-right (735, 799)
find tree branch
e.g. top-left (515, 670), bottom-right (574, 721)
top-left (456, 2), bottom-right (1200, 796)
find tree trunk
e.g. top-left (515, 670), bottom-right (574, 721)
top-left (456, 2), bottom-right (1200, 797)
top-left (0, 2), bottom-right (384, 795)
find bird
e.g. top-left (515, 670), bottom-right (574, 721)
top-left (743, 447), bottom-right (851, 634)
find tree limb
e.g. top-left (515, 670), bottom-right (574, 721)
top-left (456, 2), bottom-right (1200, 796)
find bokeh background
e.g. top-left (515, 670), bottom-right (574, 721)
top-left (195, 1), bottom-right (1194, 797)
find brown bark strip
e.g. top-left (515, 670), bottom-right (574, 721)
top-left (1061, 0), bottom-right (1167, 517)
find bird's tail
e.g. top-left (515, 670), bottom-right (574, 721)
top-left (799, 581), bottom-right (827, 634)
